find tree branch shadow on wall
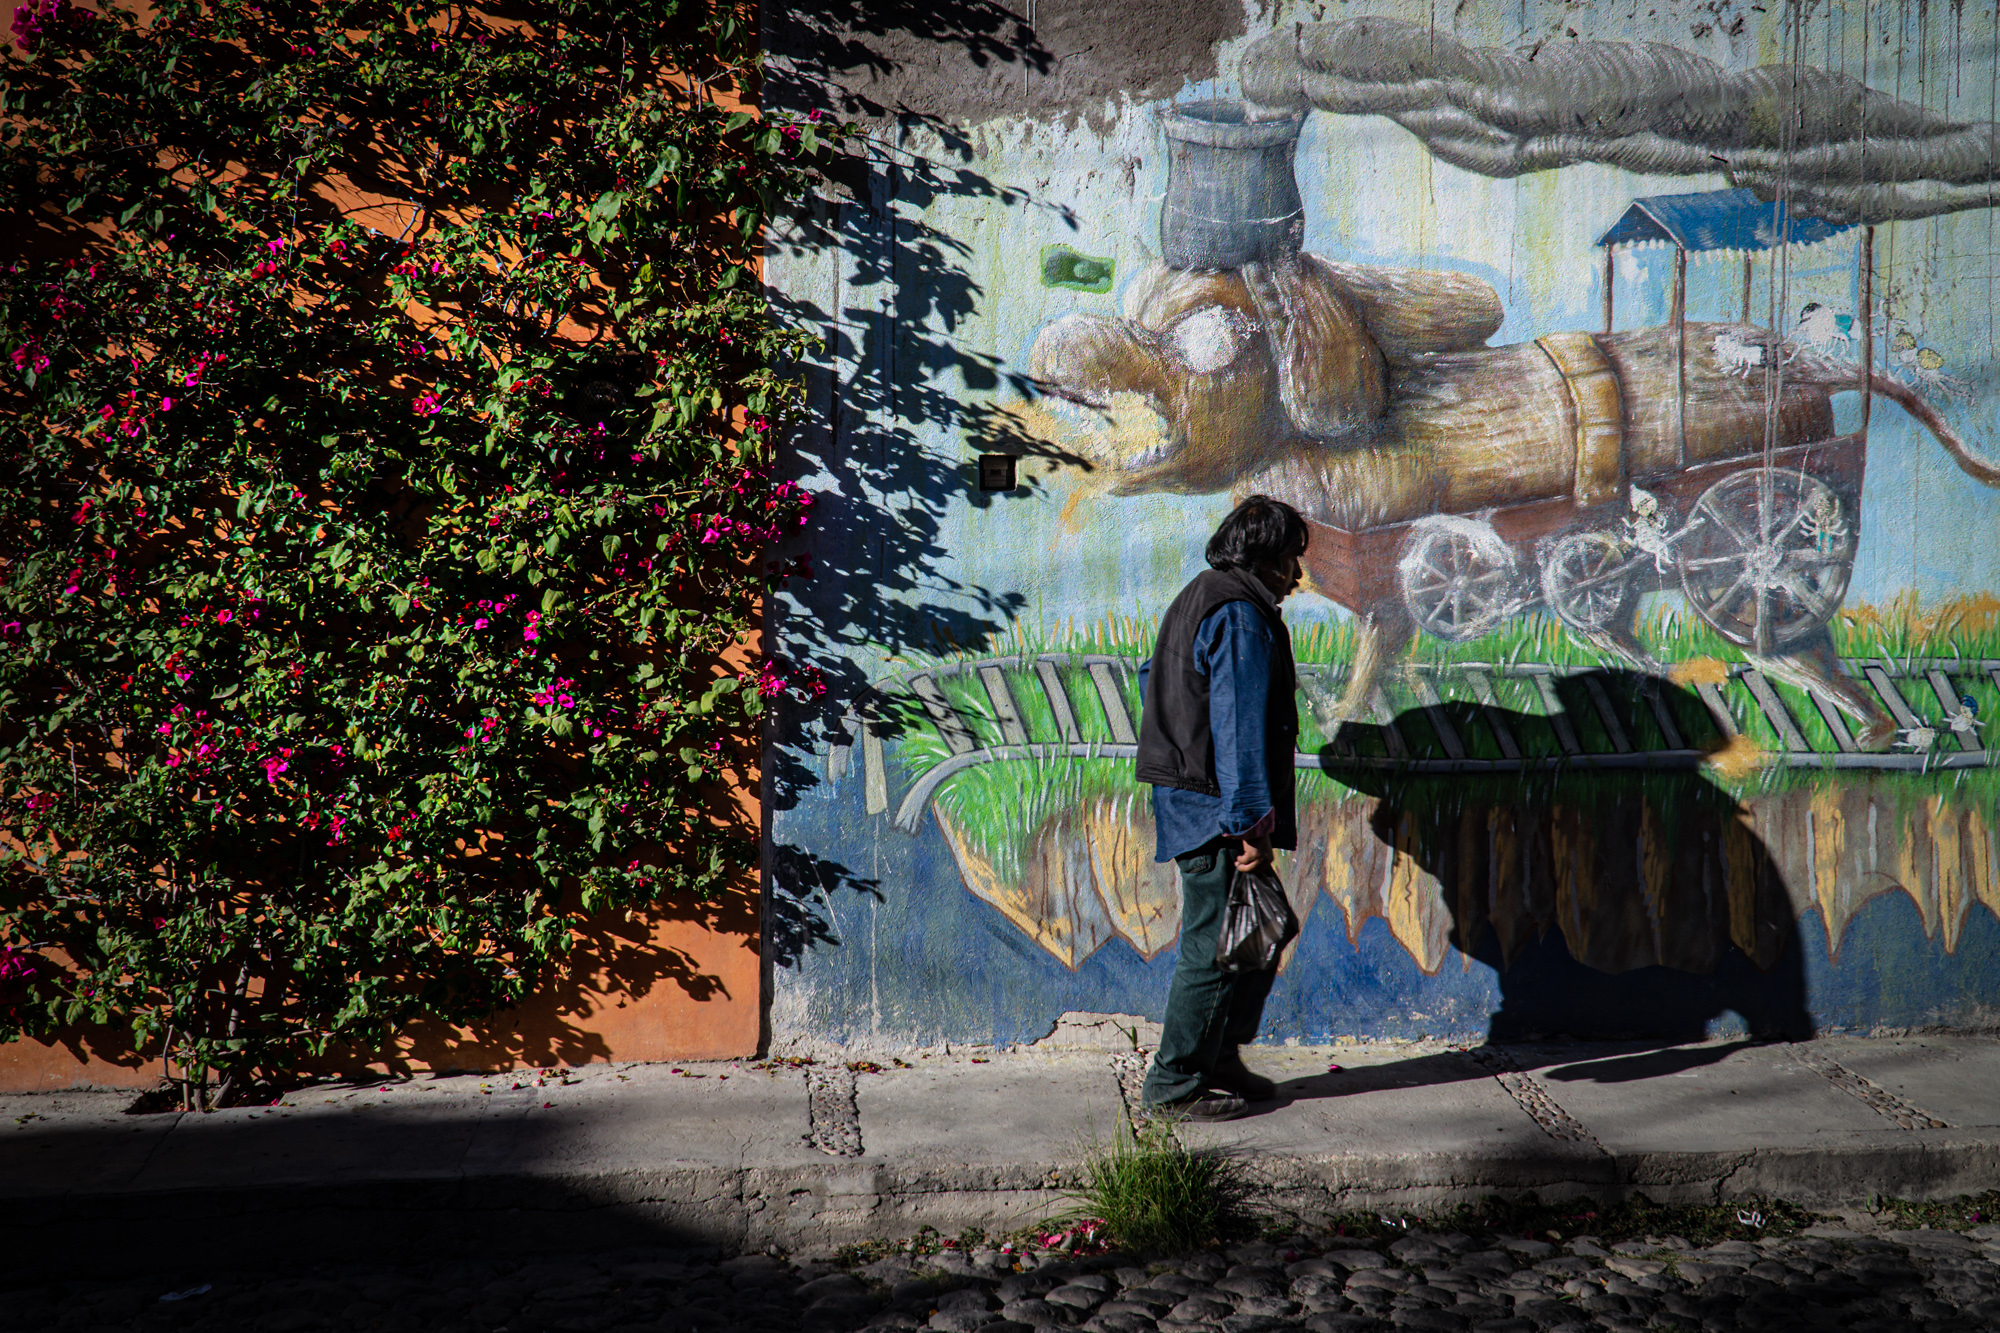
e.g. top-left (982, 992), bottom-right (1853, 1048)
top-left (757, 27), bottom-right (1099, 988)
top-left (1269, 669), bottom-right (1811, 1106)
top-left (763, 0), bottom-right (1052, 93)
top-left (766, 845), bottom-right (883, 969)
top-left (760, 0), bottom-right (1244, 129)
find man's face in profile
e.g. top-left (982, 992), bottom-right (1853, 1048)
top-left (1255, 547), bottom-right (1303, 602)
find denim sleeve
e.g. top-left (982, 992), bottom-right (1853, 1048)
top-left (1193, 602), bottom-right (1274, 839)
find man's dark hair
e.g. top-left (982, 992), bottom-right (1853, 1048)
top-left (1205, 494), bottom-right (1310, 572)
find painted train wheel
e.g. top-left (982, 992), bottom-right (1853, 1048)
top-left (1677, 468), bottom-right (1857, 655)
top-left (1397, 515), bottom-right (1521, 642)
top-left (1539, 529), bottom-right (1640, 634)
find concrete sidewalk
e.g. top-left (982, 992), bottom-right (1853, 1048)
top-left (6, 1033), bottom-right (1999, 1272)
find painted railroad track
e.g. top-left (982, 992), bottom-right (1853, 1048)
top-left (826, 655), bottom-right (1999, 831)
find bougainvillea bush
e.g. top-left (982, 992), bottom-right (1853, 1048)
top-left (0, 0), bottom-right (837, 1107)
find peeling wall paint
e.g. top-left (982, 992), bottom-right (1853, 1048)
top-left (765, 0), bottom-right (2000, 1048)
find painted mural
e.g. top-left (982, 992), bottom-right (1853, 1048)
top-left (766, 2), bottom-right (2000, 1048)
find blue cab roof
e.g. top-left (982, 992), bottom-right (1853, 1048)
top-left (1596, 187), bottom-right (1857, 254)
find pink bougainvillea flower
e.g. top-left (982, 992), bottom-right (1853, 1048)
top-left (215, 608), bottom-right (232, 624)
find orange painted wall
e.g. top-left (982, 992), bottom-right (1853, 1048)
top-left (1, 880), bottom-right (761, 1090)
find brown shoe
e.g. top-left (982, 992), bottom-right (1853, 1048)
top-left (1150, 1088), bottom-right (1249, 1122)
top-left (1209, 1056), bottom-right (1276, 1102)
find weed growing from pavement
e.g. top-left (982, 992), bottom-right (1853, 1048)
top-left (1063, 1117), bottom-right (1237, 1252)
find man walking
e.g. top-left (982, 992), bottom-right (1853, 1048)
top-left (1135, 494), bottom-right (1306, 1121)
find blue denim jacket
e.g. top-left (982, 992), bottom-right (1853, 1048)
top-left (1139, 601), bottom-right (1277, 863)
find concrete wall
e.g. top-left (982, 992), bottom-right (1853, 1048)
top-left (765, 0), bottom-right (2000, 1049)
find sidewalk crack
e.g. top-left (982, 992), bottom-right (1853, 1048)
top-left (1462, 1046), bottom-right (1609, 1154)
top-left (1785, 1042), bottom-right (1948, 1129)
top-left (1111, 1051), bottom-right (1147, 1123)
top-left (125, 1108), bottom-right (187, 1189)
top-left (805, 1065), bottom-right (862, 1157)
top-left (1711, 1148), bottom-right (1761, 1202)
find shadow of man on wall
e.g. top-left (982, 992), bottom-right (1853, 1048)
top-left (1327, 668), bottom-right (1813, 1054)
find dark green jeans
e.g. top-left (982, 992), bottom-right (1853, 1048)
top-left (1141, 837), bottom-right (1276, 1107)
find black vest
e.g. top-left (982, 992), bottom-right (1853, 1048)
top-left (1135, 567), bottom-right (1298, 847)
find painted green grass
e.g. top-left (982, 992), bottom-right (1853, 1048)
top-left (894, 678), bottom-right (1145, 883)
top-left (882, 597), bottom-right (2000, 882)
top-left (1292, 618), bottom-right (1360, 667)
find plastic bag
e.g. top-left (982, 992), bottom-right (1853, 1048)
top-left (1214, 866), bottom-right (1299, 973)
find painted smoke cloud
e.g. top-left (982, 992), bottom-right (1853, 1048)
top-left (1239, 16), bottom-right (2000, 224)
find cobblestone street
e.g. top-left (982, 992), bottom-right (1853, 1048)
top-left (16, 1221), bottom-right (2000, 1333)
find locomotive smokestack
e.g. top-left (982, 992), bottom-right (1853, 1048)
top-left (1160, 100), bottom-right (1307, 271)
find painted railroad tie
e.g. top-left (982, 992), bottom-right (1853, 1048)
top-left (1036, 656), bottom-right (1082, 744)
top-left (1089, 661), bottom-right (1139, 744)
top-left (1694, 679), bottom-right (1740, 737)
top-left (1411, 674), bottom-right (1467, 760)
top-left (1531, 671), bottom-right (1584, 756)
top-left (1864, 661), bottom-right (1925, 732)
top-left (1640, 677), bottom-right (1685, 750)
top-left (1810, 690), bottom-right (1858, 752)
top-left (1579, 672), bottom-right (1634, 753)
top-left (977, 665), bottom-right (1030, 747)
top-left (910, 674), bottom-right (977, 755)
top-left (1741, 670), bottom-right (1810, 753)
top-left (1463, 669), bottom-right (1523, 759)
top-left (834, 656), bottom-right (2000, 824)
top-left (1926, 668), bottom-right (1980, 753)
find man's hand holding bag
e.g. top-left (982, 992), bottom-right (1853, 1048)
top-left (1214, 866), bottom-right (1299, 973)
